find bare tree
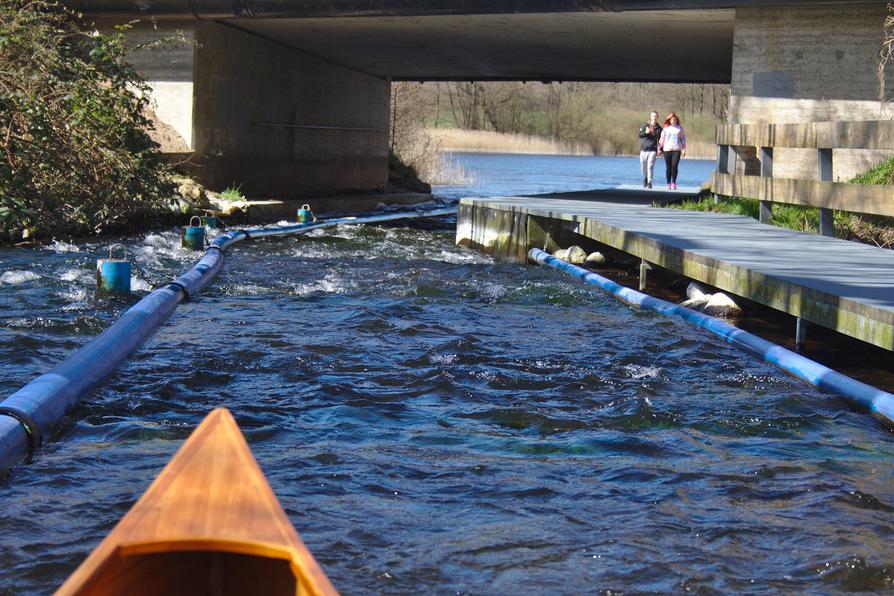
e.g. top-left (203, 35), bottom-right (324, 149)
top-left (878, 3), bottom-right (894, 111)
top-left (480, 83), bottom-right (524, 133)
top-left (446, 82), bottom-right (484, 130)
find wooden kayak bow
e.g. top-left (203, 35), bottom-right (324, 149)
top-left (56, 408), bottom-right (338, 595)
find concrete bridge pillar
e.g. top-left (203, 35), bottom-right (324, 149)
top-left (192, 22), bottom-right (389, 197)
top-left (101, 19), bottom-right (389, 198)
top-left (729, 4), bottom-right (894, 181)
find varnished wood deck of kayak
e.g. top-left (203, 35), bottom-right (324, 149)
top-left (56, 408), bottom-right (337, 595)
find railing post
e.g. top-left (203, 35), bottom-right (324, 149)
top-left (727, 145), bottom-right (738, 176)
top-left (717, 144), bottom-right (730, 174)
top-left (714, 144), bottom-right (729, 205)
top-left (759, 146), bottom-right (773, 224)
top-left (818, 148), bottom-right (834, 237)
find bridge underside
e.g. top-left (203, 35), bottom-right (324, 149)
top-left (229, 10), bottom-right (734, 83)
top-left (89, 3), bottom-right (890, 199)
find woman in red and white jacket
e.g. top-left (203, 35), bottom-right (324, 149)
top-left (657, 112), bottom-right (686, 190)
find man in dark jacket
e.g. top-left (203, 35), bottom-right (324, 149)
top-left (638, 111), bottom-right (662, 188)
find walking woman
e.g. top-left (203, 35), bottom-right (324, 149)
top-left (657, 112), bottom-right (686, 190)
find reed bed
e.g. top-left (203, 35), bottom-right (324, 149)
top-left (395, 130), bottom-right (477, 185)
top-left (427, 128), bottom-right (715, 160)
top-left (427, 128), bottom-right (593, 156)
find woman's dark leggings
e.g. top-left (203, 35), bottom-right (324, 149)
top-left (664, 150), bottom-right (681, 184)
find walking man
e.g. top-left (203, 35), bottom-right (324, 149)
top-left (638, 111), bottom-right (661, 188)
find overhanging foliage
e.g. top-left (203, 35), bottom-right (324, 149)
top-left (0, 1), bottom-right (173, 243)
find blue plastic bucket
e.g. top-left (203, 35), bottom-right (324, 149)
top-left (296, 204), bottom-right (315, 224)
top-left (96, 244), bottom-right (131, 293)
top-left (182, 216), bottom-right (206, 250)
top-left (201, 215), bottom-right (219, 229)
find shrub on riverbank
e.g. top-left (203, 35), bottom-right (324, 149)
top-left (0, 1), bottom-right (174, 244)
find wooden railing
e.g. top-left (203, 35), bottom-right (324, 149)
top-left (711, 120), bottom-right (894, 236)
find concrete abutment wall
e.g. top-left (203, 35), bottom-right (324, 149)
top-left (97, 20), bottom-right (196, 152)
top-left (729, 4), bottom-right (894, 181)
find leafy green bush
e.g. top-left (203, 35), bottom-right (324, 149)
top-left (0, 1), bottom-right (174, 243)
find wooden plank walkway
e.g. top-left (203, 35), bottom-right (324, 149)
top-left (456, 189), bottom-right (894, 351)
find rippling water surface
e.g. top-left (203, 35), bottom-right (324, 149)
top-left (1, 156), bottom-right (893, 594)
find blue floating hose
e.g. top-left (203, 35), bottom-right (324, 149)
top-left (0, 206), bottom-right (456, 473)
top-left (529, 248), bottom-right (894, 428)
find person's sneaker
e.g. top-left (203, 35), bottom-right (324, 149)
top-left (671, 183), bottom-right (677, 190)
top-left (667, 183), bottom-right (672, 190)
top-left (643, 178), bottom-right (648, 188)
top-left (647, 182), bottom-right (652, 189)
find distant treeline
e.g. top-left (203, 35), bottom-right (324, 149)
top-left (392, 81), bottom-right (729, 158)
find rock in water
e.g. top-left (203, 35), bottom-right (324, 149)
top-left (680, 283), bottom-right (708, 310)
top-left (173, 176), bottom-right (211, 214)
top-left (585, 251), bottom-right (606, 265)
top-left (685, 282), bottom-right (709, 301)
top-left (566, 246), bottom-right (588, 264)
top-left (552, 248), bottom-right (570, 261)
top-left (678, 282), bottom-right (743, 318)
top-left (703, 292), bottom-right (744, 318)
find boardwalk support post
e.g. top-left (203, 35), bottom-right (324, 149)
top-left (796, 317), bottom-right (808, 351)
top-left (639, 259), bottom-right (651, 291)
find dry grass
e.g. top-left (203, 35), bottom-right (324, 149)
top-left (427, 126), bottom-right (715, 159)
top-left (683, 139), bottom-right (717, 160)
top-left (427, 128), bottom-right (592, 156)
top-left (394, 129), bottom-right (476, 185)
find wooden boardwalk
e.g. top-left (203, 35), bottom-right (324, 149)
top-left (456, 189), bottom-right (894, 351)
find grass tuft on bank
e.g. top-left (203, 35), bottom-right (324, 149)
top-left (850, 155), bottom-right (894, 185)
top-left (667, 196), bottom-right (822, 233)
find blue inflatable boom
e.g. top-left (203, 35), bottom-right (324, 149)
top-left (528, 248), bottom-right (894, 429)
top-left (0, 207), bottom-right (456, 474)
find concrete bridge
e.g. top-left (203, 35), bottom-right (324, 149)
top-left (69, 0), bottom-right (892, 198)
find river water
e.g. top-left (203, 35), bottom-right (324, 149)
top-left (1, 154), bottom-right (892, 593)
top-left (436, 151), bottom-right (715, 198)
